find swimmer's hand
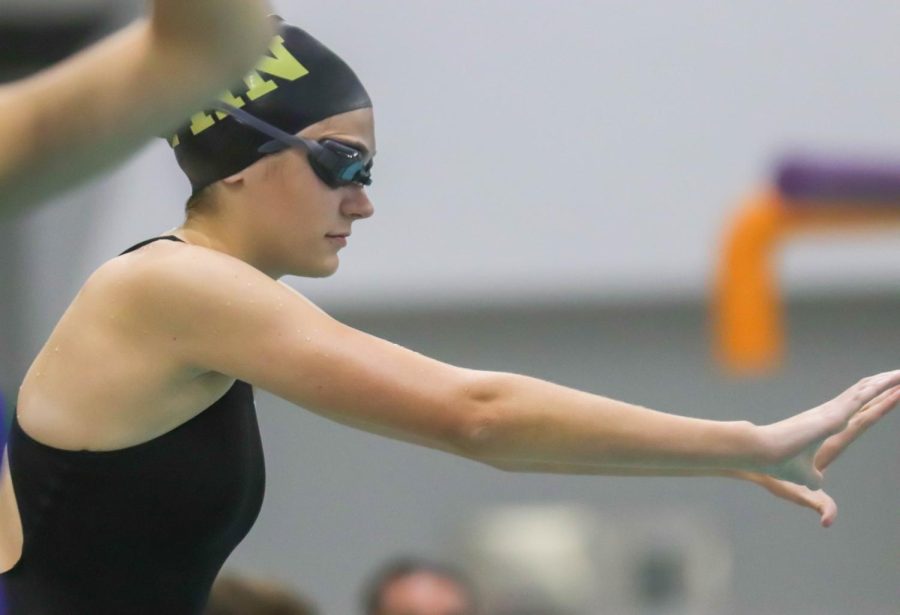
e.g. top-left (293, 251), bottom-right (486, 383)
top-left (753, 371), bottom-right (900, 490)
top-left (150, 0), bottom-right (275, 76)
top-left (740, 473), bottom-right (838, 528)
top-left (0, 0), bottom-right (274, 215)
top-left (812, 383), bottom-right (899, 470)
top-left (743, 382), bottom-right (899, 527)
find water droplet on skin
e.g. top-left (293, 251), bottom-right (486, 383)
top-left (305, 337), bottom-right (311, 342)
top-left (54, 346), bottom-right (60, 352)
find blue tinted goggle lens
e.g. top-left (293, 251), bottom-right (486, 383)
top-left (316, 140), bottom-right (373, 187)
top-left (257, 139), bottom-right (373, 188)
top-left (341, 161), bottom-right (364, 181)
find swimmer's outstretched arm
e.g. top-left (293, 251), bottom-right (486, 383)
top-left (118, 245), bottom-right (899, 496)
top-left (0, 0), bottom-right (274, 216)
top-left (484, 384), bottom-right (898, 526)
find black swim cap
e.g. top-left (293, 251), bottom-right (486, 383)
top-left (168, 17), bottom-right (372, 193)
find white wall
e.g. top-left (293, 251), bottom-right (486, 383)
top-left (16, 1), bottom-right (895, 314)
top-left (271, 0), bottom-right (900, 309)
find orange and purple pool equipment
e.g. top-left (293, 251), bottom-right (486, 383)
top-left (713, 154), bottom-right (900, 374)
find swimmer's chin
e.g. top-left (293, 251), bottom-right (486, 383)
top-left (286, 259), bottom-right (341, 279)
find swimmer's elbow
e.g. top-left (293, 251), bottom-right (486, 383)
top-left (445, 372), bottom-right (513, 463)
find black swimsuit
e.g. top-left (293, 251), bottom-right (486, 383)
top-left (1, 236), bottom-right (266, 615)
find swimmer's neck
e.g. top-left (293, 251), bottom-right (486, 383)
top-left (166, 217), bottom-right (286, 280)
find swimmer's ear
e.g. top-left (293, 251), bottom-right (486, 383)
top-left (221, 171), bottom-right (246, 188)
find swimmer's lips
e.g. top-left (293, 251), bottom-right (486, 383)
top-left (326, 233), bottom-right (350, 247)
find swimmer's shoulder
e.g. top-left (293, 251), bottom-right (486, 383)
top-left (83, 236), bottom-right (275, 308)
top-left (81, 236), bottom-right (310, 334)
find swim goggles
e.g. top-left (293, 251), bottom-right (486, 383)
top-left (213, 102), bottom-right (373, 189)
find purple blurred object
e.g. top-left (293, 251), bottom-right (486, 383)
top-left (776, 154), bottom-right (900, 205)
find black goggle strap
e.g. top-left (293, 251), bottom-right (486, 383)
top-left (212, 102), bottom-right (319, 155)
top-left (212, 102), bottom-right (371, 186)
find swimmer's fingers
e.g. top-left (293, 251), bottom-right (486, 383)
top-left (746, 473), bottom-right (838, 528)
top-left (832, 370), bottom-right (900, 420)
top-left (815, 385), bottom-right (900, 471)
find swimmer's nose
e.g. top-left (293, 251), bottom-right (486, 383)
top-left (342, 188), bottom-right (374, 220)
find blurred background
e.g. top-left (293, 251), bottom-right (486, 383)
top-left (1, 1), bottom-right (898, 614)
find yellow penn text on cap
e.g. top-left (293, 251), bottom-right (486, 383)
top-left (170, 35), bottom-right (310, 147)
